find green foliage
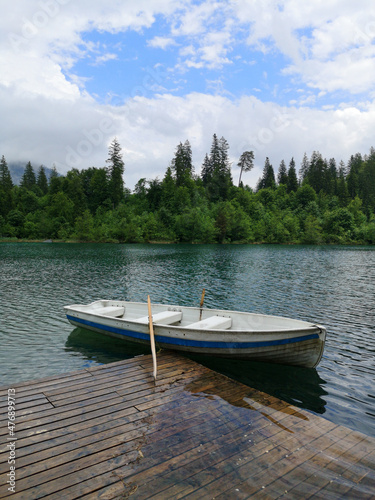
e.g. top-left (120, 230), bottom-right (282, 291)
top-left (1, 142), bottom-right (375, 245)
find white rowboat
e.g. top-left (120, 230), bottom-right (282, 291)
top-left (64, 300), bottom-right (326, 368)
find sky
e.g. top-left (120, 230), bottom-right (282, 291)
top-left (1, 0), bottom-right (375, 190)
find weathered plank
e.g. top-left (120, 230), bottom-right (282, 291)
top-left (0, 351), bottom-right (374, 499)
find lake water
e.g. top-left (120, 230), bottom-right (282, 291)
top-left (1, 243), bottom-right (374, 438)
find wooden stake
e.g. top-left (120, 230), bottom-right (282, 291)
top-left (199, 288), bottom-right (206, 320)
top-left (147, 295), bottom-right (157, 381)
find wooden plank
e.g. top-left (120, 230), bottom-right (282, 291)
top-left (0, 351), bottom-right (374, 500)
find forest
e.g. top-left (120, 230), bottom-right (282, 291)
top-left (1, 134), bottom-right (375, 245)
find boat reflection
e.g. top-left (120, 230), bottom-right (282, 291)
top-left (65, 327), bottom-right (150, 363)
top-left (185, 354), bottom-right (328, 416)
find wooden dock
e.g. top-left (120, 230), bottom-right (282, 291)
top-left (0, 351), bottom-right (374, 499)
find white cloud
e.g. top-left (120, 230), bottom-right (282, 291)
top-left (92, 53), bottom-right (118, 65)
top-left (148, 36), bottom-right (176, 49)
top-left (1, 0), bottom-right (375, 192)
top-left (232, 0), bottom-right (375, 94)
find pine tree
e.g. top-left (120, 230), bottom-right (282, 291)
top-left (0, 155), bottom-right (13, 191)
top-left (202, 134), bottom-right (233, 201)
top-left (277, 159), bottom-right (288, 185)
top-left (106, 138), bottom-right (125, 207)
top-left (161, 166), bottom-right (176, 211)
top-left (326, 158), bottom-right (338, 195)
top-left (299, 152), bottom-right (309, 182)
top-left (347, 153), bottom-right (362, 198)
top-left (0, 155), bottom-right (13, 217)
top-left (49, 165), bottom-right (62, 195)
top-left (337, 161), bottom-right (350, 206)
top-left (36, 165), bottom-right (49, 195)
top-left (171, 140), bottom-right (193, 187)
top-left (237, 151), bottom-right (254, 186)
top-left (201, 154), bottom-right (212, 186)
top-left (257, 157), bottom-right (276, 190)
top-left (287, 158), bottom-right (298, 193)
top-left (20, 161), bottom-right (36, 190)
top-left (304, 151), bottom-right (326, 193)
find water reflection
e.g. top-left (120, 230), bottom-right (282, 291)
top-left (65, 328), bottom-right (150, 363)
top-left (186, 354), bottom-right (328, 416)
top-left (184, 371), bottom-right (311, 434)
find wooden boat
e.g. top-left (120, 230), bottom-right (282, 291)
top-left (64, 300), bottom-right (326, 368)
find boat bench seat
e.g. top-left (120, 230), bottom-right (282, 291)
top-left (186, 315), bottom-right (232, 330)
top-left (135, 310), bottom-right (183, 325)
top-left (93, 306), bottom-right (125, 318)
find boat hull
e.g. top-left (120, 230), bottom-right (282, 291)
top-left (64, 300), bottom-right (326, 368)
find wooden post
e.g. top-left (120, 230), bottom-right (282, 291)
top-left (199, 288), bottom-right (206, 320)
top-left (147, 295), bottom-right (157, 381)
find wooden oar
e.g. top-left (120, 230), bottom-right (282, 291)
top-left (199, 288), bottom-right (206, 320)
top-left (147, 295), bottom-right (157, 381)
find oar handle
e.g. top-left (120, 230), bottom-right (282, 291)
top-left (147, 295), bottom-right (157, 381)
top-left (200, 288), bottom-right (206, 308)
top-left (199, 288), bottom-right (205, 320)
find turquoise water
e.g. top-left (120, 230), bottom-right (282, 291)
top-left (1, 243), bottom-right (374, 438)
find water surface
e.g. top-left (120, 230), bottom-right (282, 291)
top-left (1, 243), bottom-right (374, 438)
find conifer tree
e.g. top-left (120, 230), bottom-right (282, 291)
top-left (49, 165), bottom-right (61, 195)
top-left (327, 158), bottom-right (338, 195)
top-left (237, 151), bottom-right (254, 186)
top-left (277, 159), bottom-right (288, 185)
top-left (257, 157), bottom-right (276, 190)
top-left (287, 158), bottom-right (298, 193)
top-left (161, 166), bottom-right (176, 211)
top-left (106, 138), bottom-right (125, 207)
top-left (171, 140), bottom-right (193, 186)
top-left (347, 153), bottom-right (362, 198)
top-left (202, 134), bottom-right (232, 201)
top-left (0, 155), bottom-right (13, 191)
top-left (201, 154), bottom-right (212, 186)
top-left (0, 155), bottom-right (13, 217)
top-left (37, 165), bottom-right (49, 195)
top-left (20, 161), bottom-right (36, 190)
top-left (299, 152), bottom-right (309, 182)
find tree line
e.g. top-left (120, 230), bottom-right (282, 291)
top-left (1, 135), bottom-right (375, 244)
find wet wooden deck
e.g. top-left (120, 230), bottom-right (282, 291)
top-left (0, 351), bottom-right (374, 499)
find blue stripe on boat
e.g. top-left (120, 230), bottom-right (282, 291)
top-left (67, 315), bottom-right (319, 349)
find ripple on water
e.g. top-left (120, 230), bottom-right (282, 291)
top-left (1, 243), bottom-right (375, 438)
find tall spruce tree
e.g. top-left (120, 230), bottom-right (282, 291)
top-left (171, 140), bottom-right (193, 186)
top-left (287, 158), bottom-right (298, 193)
top-left (257, 157), bottom-right (276, 190)
top-left (36, 165), bottom-right (49, 195)
top-left (327, 158), bottom-right (338, 195)
top-left (0, 155), bottom-right (13, 217)
top-left (305, 151), bottom-right (326, 193)
top-left (0, 155), bottom-right (13, 191)
top-left (106, 138), bottom-right (125, 207)
top-left (347, 153), bottom-right (362, 199)
top-left (20, 161), bottom-right (36, 190)
top-left (277, 159), bottom-right (288, 185)
top-left (299, 152), bottom-right (309, 182)
top-left (201, 154), bottom-right (212, 186)
top-left (201, 134), bottom-right (232, 201)
top-left (49, 165), bottom-right (62, 195)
